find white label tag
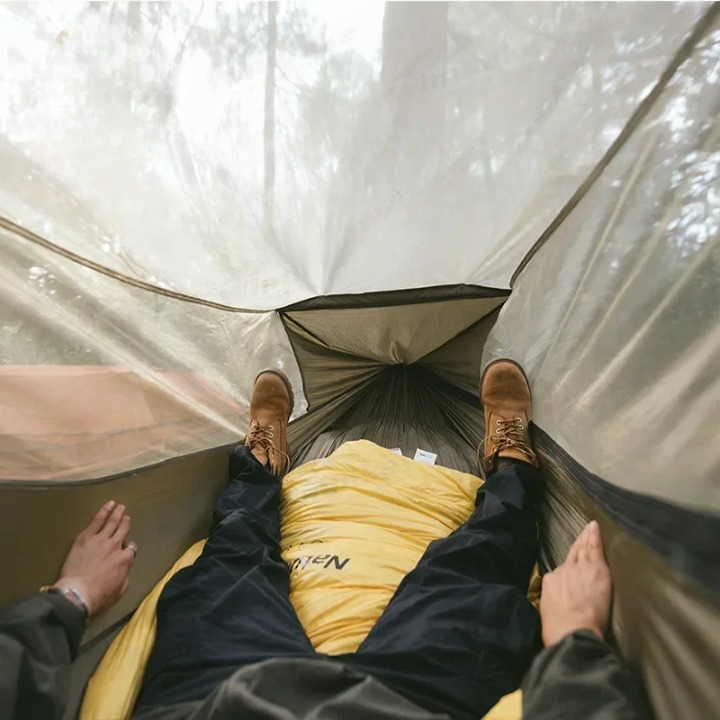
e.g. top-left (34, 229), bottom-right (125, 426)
top-left (389, 448), bottom-right (403, 456)
top-left (413, 448), bottom-right (437, 465)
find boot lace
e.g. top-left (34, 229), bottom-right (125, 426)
top-left (480, 417), bottom-right (537, 466)
top-left (245, 421), bottom-right (289, 470)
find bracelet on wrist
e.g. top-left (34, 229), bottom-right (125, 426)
top-left (40, 584), bottom-right (90, 621)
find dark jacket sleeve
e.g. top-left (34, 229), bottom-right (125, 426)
top-left (522, 631), bottom-right (652, 719)
top-left (0, 592), bottom-right (86, 720)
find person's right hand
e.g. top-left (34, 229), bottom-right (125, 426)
top-left (52, 501), bottom-right (137, 616)
top-left (539, 520), bottom-right (613, 647)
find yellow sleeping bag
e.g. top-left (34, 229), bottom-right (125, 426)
top-left (82, 440), bottom-right (534, 719)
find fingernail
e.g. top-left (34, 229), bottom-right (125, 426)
top-left (588, 520), bottom-right (598, 530)
top-left (107, 500), bottom-right (116, 509)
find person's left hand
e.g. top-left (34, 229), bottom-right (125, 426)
top-left (53, 501), bottom-right (137, 616)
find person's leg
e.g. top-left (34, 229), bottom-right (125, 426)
top-left (135, 446), bottom-right (315, 710)
top-left (136, 372), bottom-right (313, 710)
top-left (339, 458), bottom-right (542, 720)
top-left (340, 360), bottom-right (543, 720)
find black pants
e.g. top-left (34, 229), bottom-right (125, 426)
top-left (135, 447), bottom-right (542, 720)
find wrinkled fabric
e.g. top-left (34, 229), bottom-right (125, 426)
top-left (0, 592), bottom-right (85, 720)
top-left (135, 658), bottom-right (447, 720)
top-left (522, 631), bottom-right (652, 719)
top-left (1, 586), bottom-right (651, 720)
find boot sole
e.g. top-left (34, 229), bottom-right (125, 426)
top-left (254, 369), bottom-right (295, 416)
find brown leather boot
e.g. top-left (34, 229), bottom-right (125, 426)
top-left (479, 359), bottom-right (539, 475)
top-left (244, 370), bottom-right (294, 477)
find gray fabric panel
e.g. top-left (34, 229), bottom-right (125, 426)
top-left (282, 314), bottom-right (384, 410)
top-left (283, 294), bottom-right (503, 455)
top-left (607, 523), bottom-right (720, 720)
top-left (536, 428), bottom-right (720, 594)
top-left (0, 446), bottom-right (232, 641)
top-left (536, 437), bottom-right (720, 720)
top-left (417, 309), bottom-right (502, 395)
top-left (285, 296), bottom-right (505, 366)
top-left (284, 311), bottom-right (385, 451)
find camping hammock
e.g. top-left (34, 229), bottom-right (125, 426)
top-left (0, 3), bottom-right (718, 718)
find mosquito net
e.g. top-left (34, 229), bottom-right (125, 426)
top-left (0, 3), bottom-right (718, 720)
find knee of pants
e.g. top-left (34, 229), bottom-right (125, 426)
top-left (212, 507), bottom-right (280, 543)
top-left (215, 485), bottom-right (280, 518)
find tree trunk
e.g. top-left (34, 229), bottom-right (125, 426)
top-left (124, 2), bottom-right (142, 103)
top-left (263, 2), bottom-right (278, 235)
top-left (379, 2), bottom-right (448, 187)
